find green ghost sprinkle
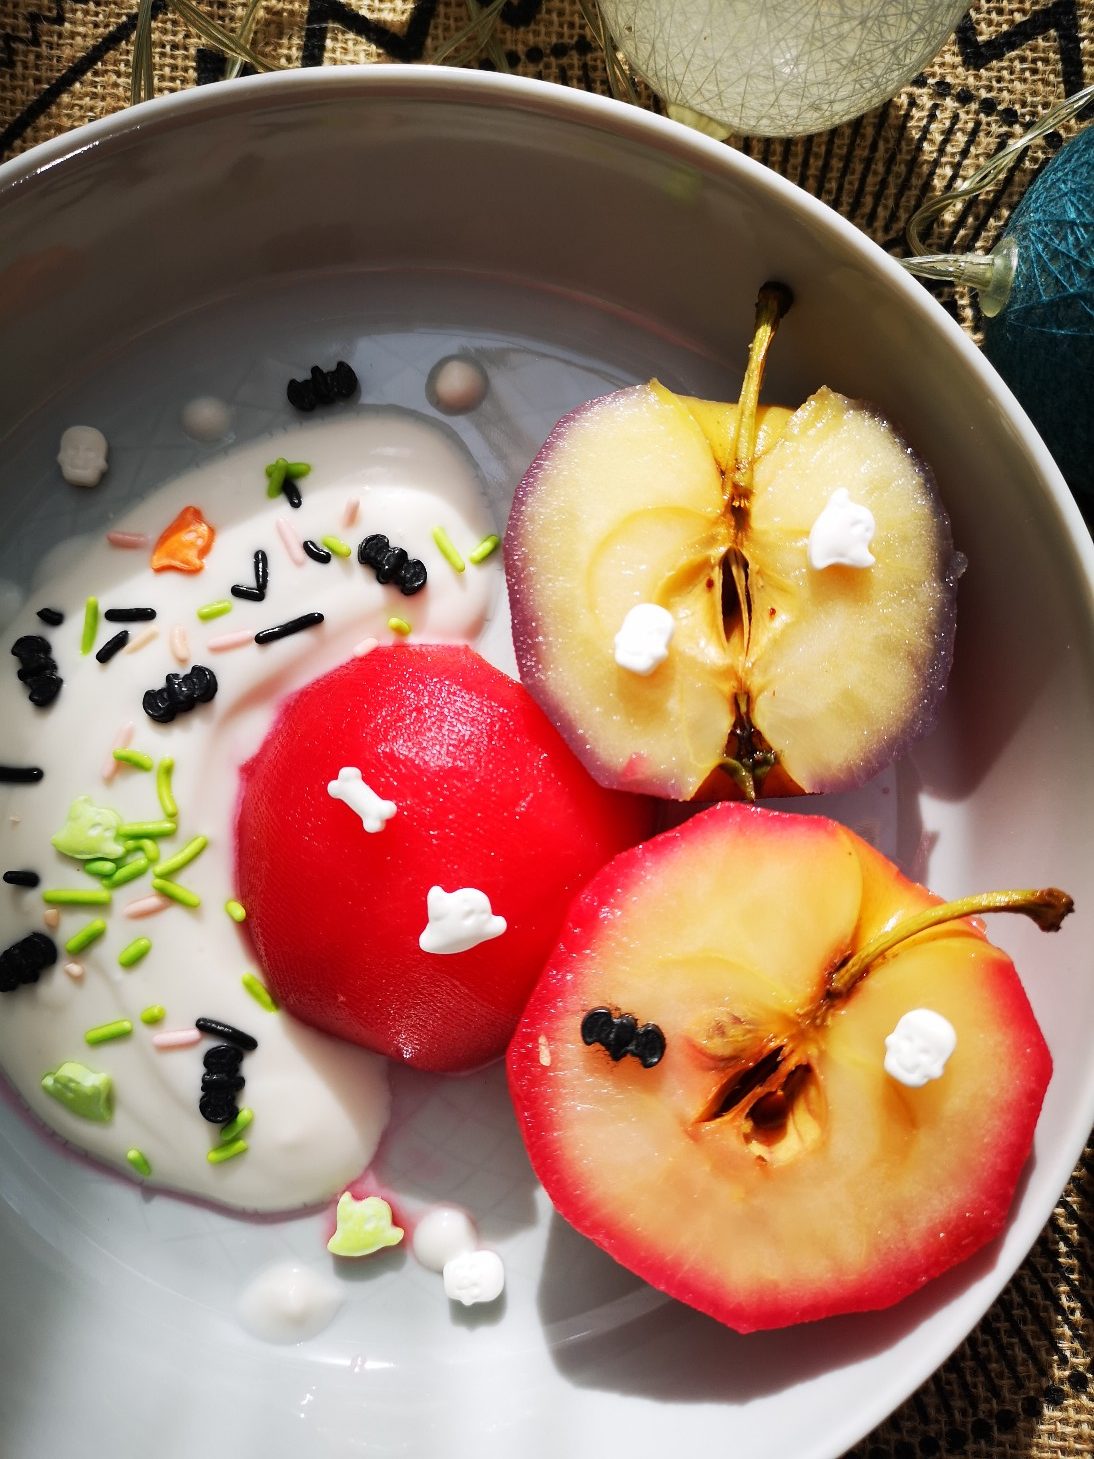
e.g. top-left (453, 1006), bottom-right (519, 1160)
top-left (51, 796), bottom-right (126, 861)
top-left (326, 1193), bottom-right (404, 1258)
top-left (41, 1061), bottom-right (113, 1122)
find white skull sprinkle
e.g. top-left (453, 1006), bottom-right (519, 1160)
top-left (807, 487), bottom-right (876, 570)
top-left (883, 1008), bottom-right (957, 1088)
top-left (442, 1249), bottom-right (505, 1307)
top-left (418, 886), bottom-right (506, 955)
top-left (613, 602), bottom-right (675, 676)
top-left (57, 425), bottom-right (109, 488)
top-left (326, 767), bottom-right (396, 833)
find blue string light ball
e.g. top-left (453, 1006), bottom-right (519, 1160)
top-left (982, 125), bottom-right (1094, 509)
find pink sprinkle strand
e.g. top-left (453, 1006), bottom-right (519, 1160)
top-left (102, 720), bottom-right (135, 782)
top-left (341, 497), bottom-right (360, 528)
top-left (208, 629), bottom-right (253, 653)
top-left (276, 515), bottom-right (305, 566)
top-left (63, 961), bottom-right (85, 980)
top-left (124, 627), bottom-right (158, 655)
top-left (170, 625), bottom-right (189, 664)
top-left (106, 530), bottom-right (150, 550)
top-left (152, 1028), bottom-right (203, 1050)
top-left (43, 908), bottom-right (61, 929)
top-left (353, 637), bottom-right (379, 658)
top-left (123, 893), bottom-right (171, 919)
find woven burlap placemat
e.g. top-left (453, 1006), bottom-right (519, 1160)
top-left (1, 3), bottom-right (1091, 1456)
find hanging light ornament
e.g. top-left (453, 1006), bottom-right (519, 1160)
top-left (902, 86), bottom-right (1094, 511)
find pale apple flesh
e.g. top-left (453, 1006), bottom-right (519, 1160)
top-left (505, 316), bottom-right (961, 801)
top-left (507, 804), bottom-right (1055, 1332)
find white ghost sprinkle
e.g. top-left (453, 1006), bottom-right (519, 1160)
top-left (613, 602), bottom-right (675, 675)
top-left (443, 1249), bottom-right (505, 1307)
top-left (883, 1008), bottom-right (957, 1087)
top-left (419, 886), bottom-right (506, 955)
top-left (57, 425), bottom-right (109, 487)
top-left (807, 487), bottom-right (876, 570)
top-left (326, 767), bottom-right (397, 833)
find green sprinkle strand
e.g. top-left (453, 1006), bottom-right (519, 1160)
top-left (66, 919), bottom-right (108, 955)
top-left (265, 457), bottom-right (288, 498)
top-left (156, 757), bottom-right (177, 820)
top-left (320, 535), bottom-right (352, 558)
top-left (197, 599), bottom-right (232, 622)
top-left (136, 838), bottom-right (160, 865)
top-left (118, 937), bottom-right (152, 969)
top-left (126, 1148), bottom-right (152, 1177)
top-left (150, 876), bottom-right (201, 908)
top-left (468, 533), bottom-right (501, 565)
top-left (80, 596), bottom-right (99, 655)
top-left (156, 835), bottom-right (207, 879)
top-left (140, 1004), bottom-right (166, 1025)
top-left (224, 898), bottom-right (247, 923)
top-left (43, 887), bottom-right (112, 906)
top-left (265, 459), bottom-right (311, 479)
top-left (242, 972), bottom-right (278, 1012)
top-left (85, 1017), bottom-right (133, 1046)
top-left (207, 1137), bottom-right (249, 1165)
top-left (113, 748), bottom-right (154, 771)
top-left (118, 820), bottom-right (176, 839)
top-left (432, 526), bottom-right (466, 573)
top-left (104, 856), bottom-right (149, 889)
top-left (220, 1108), bottom-right (254, 1141)
top-left (387, 617), bottom-right (412, 636)
top-left (83, 859), bottom-right (118, 878)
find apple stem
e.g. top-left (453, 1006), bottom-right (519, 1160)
top-left (728, 282), bottom-right (794, 519)
top-left (829, 887), bottom-right (1074, 999)
top-left (724, 283), bottom-right (793, 662)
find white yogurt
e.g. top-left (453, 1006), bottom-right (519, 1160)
top-left (181, 396), bottom-right (233, 443)
top-left (613, 602), bottom-right (675, 675)
top-left (0, 409), bottom-right (502, 1211)
top-left (237, 1261), bottom-right (343, 1343)
top-left (412, 1205), bottom-right (478, 1272)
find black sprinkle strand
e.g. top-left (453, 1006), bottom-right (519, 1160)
top-left (203, 1043), bottom-right (243, 1074)
top-left (357, 534), bottom-right (428, 596)
top-left (254, 612), bottom-right (324, 645)
top-left (95, 630), bottom-right (130, 664)
top-left (195, 1017), bottom-right (258, 1051)
top-left (232, 550), bottom-right (269, 602)
top-left (0, 932), bottom-right (57, 993)
top-left (0, 765), bottom-right (44, 783)
top-left (3, 870), bottom-right (40, 887)
top-left (103, 607), bottom-right (156, 623)
top-left (286, 360), bottom-right (358, 413)
top-left (282, 476), bottom-right (303, 510)
top-left (36, 608), bottom-right (64, 627)
top-left (142, 664), bottom-right (217, 723)
top-left (198, 1091), bottom-right (239, 1125)
top-left (302, 538), bottom-right (332, 564)
top-left (581, 1007), bottom-right (666, 1068)
top-left (10, 634), bottom-right (62, 710)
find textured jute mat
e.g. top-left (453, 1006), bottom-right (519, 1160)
top-left (0, 3), bottom-right (1092, 1457)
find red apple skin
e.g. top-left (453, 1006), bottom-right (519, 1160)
top-left (235, 645), bottom-right (655, 1073)
top-left (508, 803), bottom-right (1053, 1332)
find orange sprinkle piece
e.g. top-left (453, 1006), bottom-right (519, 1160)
top-left (151, 505), bottom-right (216, 573)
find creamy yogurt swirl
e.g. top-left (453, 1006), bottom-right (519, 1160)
top-left (0, 409), bottom-right (501, 1212)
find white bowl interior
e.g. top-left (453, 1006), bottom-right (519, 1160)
top-left (0, 69), bottom-right (1092, 1459)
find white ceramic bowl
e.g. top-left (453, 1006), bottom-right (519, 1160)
top-left (0, 68), bottom-right (1092, 1459)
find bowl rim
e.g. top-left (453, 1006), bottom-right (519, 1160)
top-left (2, 63), bottom-right (1093, 1457)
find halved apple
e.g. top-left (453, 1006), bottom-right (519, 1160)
top-left (508, 803), bottom-right (1068, 1332)
top-left (505, 286), bottom-right (963, 800)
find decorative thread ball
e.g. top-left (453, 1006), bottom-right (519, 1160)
top-left (983, 127), bottom-right (1094, 509)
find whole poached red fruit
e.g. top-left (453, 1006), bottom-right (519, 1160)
top-left (235, 645), bottom-right (654, 1072)
top-left (508, 803), bottom-right (1058, 1331)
